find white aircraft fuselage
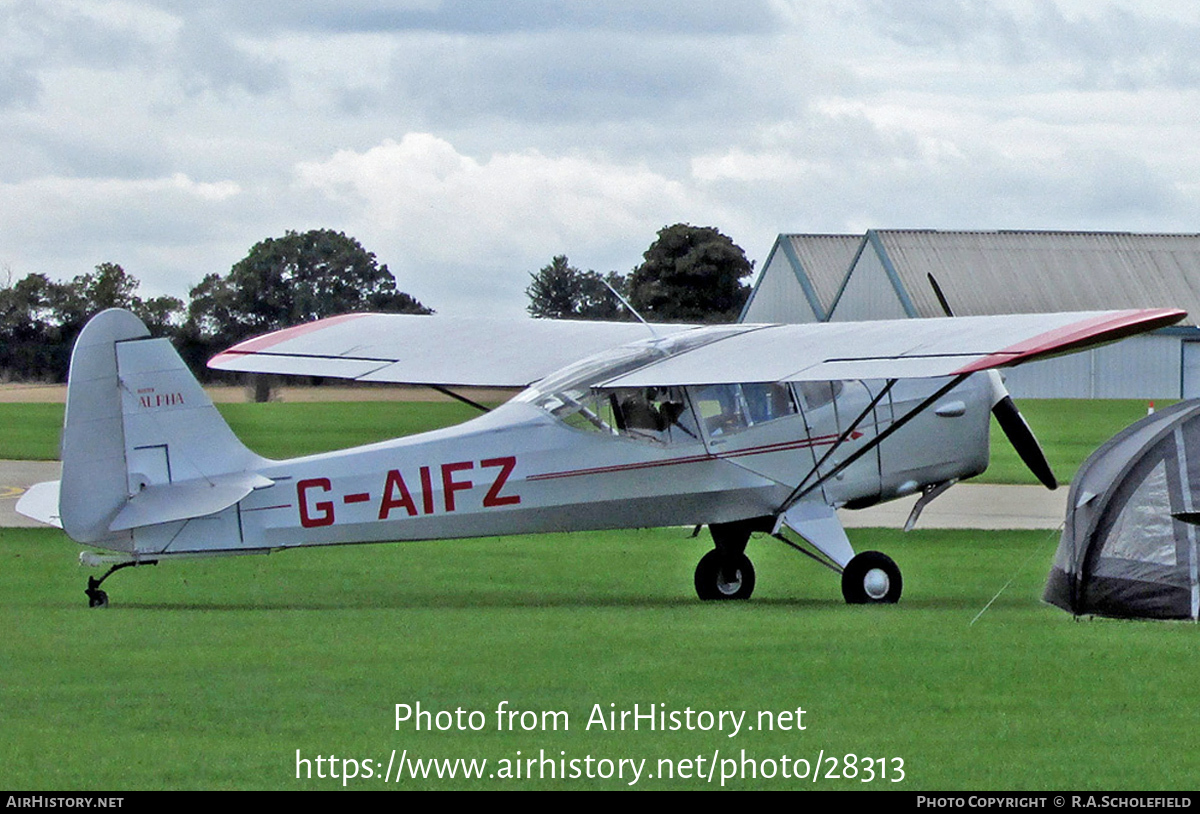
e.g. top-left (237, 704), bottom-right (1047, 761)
top-left (207, 374), bottom-right (990, 555)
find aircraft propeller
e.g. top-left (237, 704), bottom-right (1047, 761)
top-left (991, 381), bottom-right (1057, 490)
top-left (927, 273), bottom-right (1057, 490)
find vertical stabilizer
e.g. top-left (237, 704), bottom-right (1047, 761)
top-left (59, 309), bottom-right (264, 547)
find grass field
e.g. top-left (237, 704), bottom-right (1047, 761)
top-left (4, 395), bottom-right (1193, 790)
top-left (0, 398), bottom-right (1165, 487)
top-left (3, 523), bottom-right (1198, 790)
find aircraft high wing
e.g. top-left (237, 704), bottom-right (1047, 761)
top-left (209, 310), bottom-right (1180, 388)
top-left (209, 314), bottom-right (698, 388)
top-left (17, 306), bottom-right (1187, 608)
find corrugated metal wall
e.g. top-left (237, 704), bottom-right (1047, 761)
top-left (828, 244), bottom-right (910, 322)
top-left (1003, 336), bottom-right (1182, 399)
top-left (875, 230), bottom-right (1200, 317)
top-left (742, 234), bottom-right (862, 323)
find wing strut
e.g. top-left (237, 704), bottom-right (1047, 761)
top-left (779, 373), bottom-right (972, 514)
top-left (780, 379), bottom-right (897, 510)
top-left (429, 385), bottom-right (492, 413)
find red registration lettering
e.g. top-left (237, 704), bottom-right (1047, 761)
top-left (441, 461), bottom-right (474, 512)
top-left (419, 466), bottom-right (435, 515)
top-left (297, 478), bottom-right (335, 527)
top-left (481, 456), bottom-right (520, 507)
top-left (378, 470), bottom-right (418, 519)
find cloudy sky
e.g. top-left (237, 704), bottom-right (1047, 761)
top-left (2, 0), bottom-right (1199, 316)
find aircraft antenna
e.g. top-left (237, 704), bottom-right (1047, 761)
top-left (602, 279), bottom-right (660, 339)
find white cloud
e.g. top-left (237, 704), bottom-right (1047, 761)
top-left (0, 172), bottom-right (241, 236)
top-left (298, 134), bottom-right (693, 256)
top-left (295, 133), bottom-right (736, 313)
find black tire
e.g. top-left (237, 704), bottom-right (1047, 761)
top-left (694, 549), bottom-right (756, 601)
top-left (841, 551), bottom-right (902, 604)
top-left (87, 589), bottom-right (109, 609)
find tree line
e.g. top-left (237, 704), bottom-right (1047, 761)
top-left (0, 229), bottom-right (431, 383)
top-left (1, 223), bottom-right (752, 384)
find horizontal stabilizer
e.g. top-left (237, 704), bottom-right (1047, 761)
top-left (15, 481), bottom-right (63, 529)
top-left (109, 472), bottom-right (273, 532)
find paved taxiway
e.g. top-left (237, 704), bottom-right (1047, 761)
top-left (1, 459), bottom-right (1067, 531)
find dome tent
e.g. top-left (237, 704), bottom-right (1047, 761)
top-left (1046, 401), bottom-right (1200, 619)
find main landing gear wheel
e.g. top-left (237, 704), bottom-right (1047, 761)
top-left (841, 551), bottom-right (902, 604)
top-left (695, 549), bottom-right (756, 600)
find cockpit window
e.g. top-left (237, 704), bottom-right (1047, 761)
top-left (797, 380), bottom-right (843, 411)
top-left (610, 387), bottom-right (700, 443)
top-left (516, 325), bottom-right (754, 444)
top-left (544, 385), bottom-right (700, 443)
top-left (742, 382), bottom-right (798, 424)
top-left (692, 382), bottom-right (797, 437)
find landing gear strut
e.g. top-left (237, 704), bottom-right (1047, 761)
top-left (85, 559), bottom-right (157, 608)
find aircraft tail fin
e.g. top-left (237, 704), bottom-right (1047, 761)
top-left (59, 309), bottom-right (264, 545)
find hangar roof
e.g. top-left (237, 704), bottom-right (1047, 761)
top-left (853, 230), bottom-right (1200, 322)
top-left (783, 233), bottom-right (863, 317)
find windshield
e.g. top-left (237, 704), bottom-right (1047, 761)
top-left (515, 325), bottom-right (753, 442)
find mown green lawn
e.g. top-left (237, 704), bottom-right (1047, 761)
top-left (3, 396), bottom-right (1196, 790)
top-left (0, 400), bottom-right (482, 462)
top-left (2, 525), bottom-right (1197, 790)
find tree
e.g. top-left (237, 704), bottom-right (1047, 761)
top-left (0, 272), bottom-right (70, 380)
top-left (0, 263), bottom-right (184, 381)
top-left (627, 224), bottom-right (753, 322)
top-left (186, 229), bottom-right (431, 348)
top-left (525, 256), bottom-right (628, 320)
top-left (183, 230), bottom-right (430, 394)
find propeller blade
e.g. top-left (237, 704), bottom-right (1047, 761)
top-left (926, 275), bottom-right (1056, 489)
top-left (993, 394), bottom-right (1057, 490)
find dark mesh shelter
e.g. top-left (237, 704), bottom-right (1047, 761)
top-left (1046, 401), bottom-right (1200, 619)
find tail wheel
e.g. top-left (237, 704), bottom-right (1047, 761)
top-left (695, 550), bottom-right (756, 601)
top-left (841, 551), bottom-right (902, 604)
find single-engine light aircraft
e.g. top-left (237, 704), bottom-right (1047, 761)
top-left (17, 307), bottom-right (1186, 607)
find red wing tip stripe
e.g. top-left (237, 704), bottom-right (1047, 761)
top-left (952, 308), bottom-right (1188, 375)
top-left (216, 313), bottom-right (372, 358)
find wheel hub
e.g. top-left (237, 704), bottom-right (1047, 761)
top-left (716, 569), bottom-right (743, 595)
top-left (863, 568), bottom-right (890, 600)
